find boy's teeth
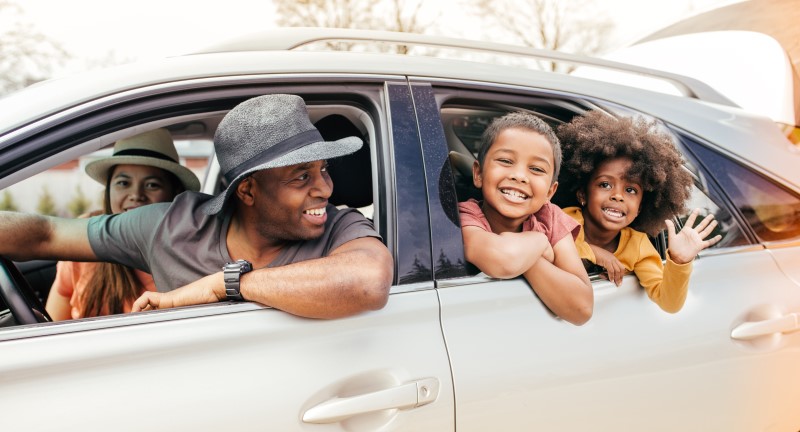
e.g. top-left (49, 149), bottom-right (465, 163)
top-left (501, 189), bottom-right (528, 199)
top-left (304, 207), bottom-right (326, 216)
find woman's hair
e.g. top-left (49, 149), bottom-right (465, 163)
top-left (556, 110), bottom-right (692, 235)
top-left (477, 111), bottom-right (562, 183)
top-left (78, 167), bottom-right (184, 317)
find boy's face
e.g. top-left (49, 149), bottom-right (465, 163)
top-left (473, 127), bottom-right (558, 229)
top-left (578, 156), bottom-right (642, 235)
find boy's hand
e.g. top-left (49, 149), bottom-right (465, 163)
top-left (665, 208), bottom-right (723, 264)
top-left (590, 245), bottom-right (625, 286)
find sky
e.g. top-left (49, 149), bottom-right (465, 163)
top-left (13, 0), bottom-right (743, 75)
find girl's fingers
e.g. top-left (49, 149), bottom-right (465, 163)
top-left (683, 208), bottom-right (700, 228)
top-left (693, 213), bottom-right (716, 231)
top-left (665, 219), bottom-right (677, 239)
top-left (699, 220), bottom-right (719, 238)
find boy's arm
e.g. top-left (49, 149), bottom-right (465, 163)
top-left (0, 212), bottom-right (96, 262)
top-left (462, 226), bottom-right (550, 279)
top-left (522, 235), bottom-right (593, 326)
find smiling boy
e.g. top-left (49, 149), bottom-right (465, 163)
top-left (458, 112), bottom-right (593, 326)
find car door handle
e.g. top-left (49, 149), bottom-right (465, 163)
top-left (730, 313), bottom-right (800, 340)
top-left (302, 377), bottom-right (439, 424)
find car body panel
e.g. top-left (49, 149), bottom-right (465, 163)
top-left (0, 290), bottom-right (455, 431)
top-left (437, 248), bottom-right (800, 431)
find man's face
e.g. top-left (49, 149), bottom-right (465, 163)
top-left (249, 160), bottom-right (333, 242)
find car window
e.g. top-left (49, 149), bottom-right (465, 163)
top-left (437, 98), bottom-right (752, 280)
top-left (0, 137), bottom-right (213, 217)
top-left (682, 137), bottom-right (800, 243)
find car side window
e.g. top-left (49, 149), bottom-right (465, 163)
top-left (681, 135), bottom-right (800, 243)
top-left (675, 182), bottom-right (749, 249)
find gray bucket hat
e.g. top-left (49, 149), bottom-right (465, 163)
top-left (201, 94), bottom-right (363, 215)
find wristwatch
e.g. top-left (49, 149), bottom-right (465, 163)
top-left (222, 259), bottom-right (253, 301)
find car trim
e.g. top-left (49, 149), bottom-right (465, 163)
top-left (0, 301), bottom-right (265, 342)
top-left (193, 28), bottom-right (736, 107)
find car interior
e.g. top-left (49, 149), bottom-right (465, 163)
top-left (0, 99), bottom-right (379, 327)
top-left (0, 91), bottom-right (744, 326)
top-left (437, 98), bottom-right (704, 278)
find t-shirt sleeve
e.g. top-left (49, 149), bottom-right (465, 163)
top-left (327, 208), bottom-right (382, 253)
top-left (458, 199), bottom-right (491, 232)
top-left (86, 203), bottom-right (170, 272)
top-left (540, 203), bottom-right (580, 246)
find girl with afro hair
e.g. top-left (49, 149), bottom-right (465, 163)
top-left (556, 110), bottom-right (721, 313)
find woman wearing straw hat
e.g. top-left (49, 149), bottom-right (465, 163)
top-left (45, 129), bottom-right (200, 320)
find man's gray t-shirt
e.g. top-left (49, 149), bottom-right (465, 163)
top-left (87, 192), bottom-right (381, 292)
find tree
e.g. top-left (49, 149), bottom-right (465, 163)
top-left (0, 0), bottom-right (68, 95)
top-left (66, 185), bottom-right (91, 217)
top-left (0, 190), bottom-right (18, 211)
top-left (473, 0), bottom-right (612, 72)
top-left (273, 0), bottom-right (436, 53)
top-left (36, 185), bottom-right (58, 216)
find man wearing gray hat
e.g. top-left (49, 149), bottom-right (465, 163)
top-left (0, 94), bottom-right (392, 319)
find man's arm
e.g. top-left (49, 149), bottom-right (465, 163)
top-left (132, 236), bottom-right (393, 319)
top-left (0, 212), bottom-right (96, 261)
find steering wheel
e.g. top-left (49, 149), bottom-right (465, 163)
top-left (0, 257), bottom-right (51, 325)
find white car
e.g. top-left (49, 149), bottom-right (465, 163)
top-left (0, 28), bottom-right (799, 431)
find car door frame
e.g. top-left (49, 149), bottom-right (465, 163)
top-left (413, 77), bottom-right (800, 431)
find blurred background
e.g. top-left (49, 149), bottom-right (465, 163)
top-left (1, 0), bottom-right (768, 91)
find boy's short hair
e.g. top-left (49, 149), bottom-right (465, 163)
top-left (557, 110), bottom-right (693, 235)
top-left (477, 111), bottom-right (562, 183)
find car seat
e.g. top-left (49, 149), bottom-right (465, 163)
top-left (314, 114), bottom-right (373, 209)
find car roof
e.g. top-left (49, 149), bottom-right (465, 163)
top-left (0, 28), bottom-right (797, 190)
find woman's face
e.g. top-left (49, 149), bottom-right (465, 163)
top-left (108, 164), bottom-right (179, 214)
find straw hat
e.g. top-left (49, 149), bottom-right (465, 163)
top-left (85, 128), bottom-right (201, 192)
top-left (200, 94), bottom-right (362, 215)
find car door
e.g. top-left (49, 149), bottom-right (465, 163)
top-left (412, 80), bottom-right (800, 431)
top-left (0, 78), bottom-right (455, 431)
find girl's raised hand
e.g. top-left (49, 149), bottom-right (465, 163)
top-left (665, 209), bottom-right (723, 264)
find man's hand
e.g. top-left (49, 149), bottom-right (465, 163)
top-left (131, 272), bottom-right (226, 312)
top-left (665, 209), bottom-right (723, 264)
top-left (589, 244), bottom-right (625, 286)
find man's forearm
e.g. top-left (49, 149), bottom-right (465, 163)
top-left (238, 242), bottom-right (393, 319)
top-left (0, 212), bottom-right (95, 261)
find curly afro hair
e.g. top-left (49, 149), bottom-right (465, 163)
top-left (556, 110), bottom-right (693, 236)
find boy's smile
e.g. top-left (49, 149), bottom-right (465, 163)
top-left (473, 127), bottom-right (557, 232)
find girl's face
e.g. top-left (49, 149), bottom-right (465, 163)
top-left (579, 157), bottom-right (642, 236)
top-left (108, 164), bottom-right (178, 214)
top-left (473, 127), bottom-right (558, 231)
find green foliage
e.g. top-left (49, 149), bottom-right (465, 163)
top-left (36, 185), bottom-right (58, 216)
top-left (67, 185), bottom-right (91, 217)
top-left (0, 189), bottom-right (18, 211)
